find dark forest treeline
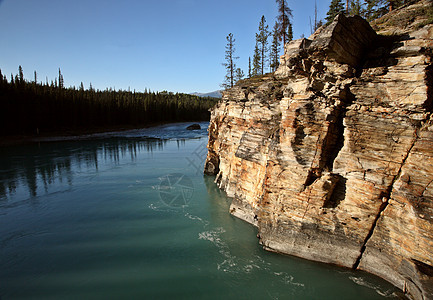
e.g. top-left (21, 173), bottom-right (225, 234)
top-left (0, 68), bottom-right (218, 136)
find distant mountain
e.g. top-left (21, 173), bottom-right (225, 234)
top-left (191, 90), bottom-right (222, 98)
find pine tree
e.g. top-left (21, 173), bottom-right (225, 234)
top-left (18, 65), bottom-right (24, 84)
top-left (248, 57), bottom-right (252, 78)
top-left (287, 22), bottom-right (293, 42)
top-left (275, 0), bottom-right (293, 45)
top-left (257, 15), bottom-right (270, 75)
top-left (326, 0), bottom-right (345, 24)
top-left (221, 33), bottom-right (239, 89)
top-left (235, 68), bottom-right (244, 83)
top-left (34, 71), bottom-right (37, 84)
top-left (270, 22), bottom-right (281, 73)
top-left (58, 68), bottom-right (64, 89)
top-left (252, 40), bottom-right (261, 77)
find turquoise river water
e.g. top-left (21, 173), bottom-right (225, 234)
top-left (0, 122), bottom-right (401, 299)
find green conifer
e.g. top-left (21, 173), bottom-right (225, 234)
top-left (275, 0), bottom-right (293, 45)
top-left (257, 16), bottom-right (270, 75)
top-left (252, 39), bottom-right (261, 77)
top-left (270, 22), bottom-right (281, 73)
top-left (58, 68), bottom-right (64, 89)
top-left (221, 33), bottom-right (239, 89)
top-left (235, 68), bottom-right (244, 83)
top-left (326, 0), bottom-right (345, 24)
top-left (18, 65), bottom-right (24, 84)
top-left (287, 22), bottom-right (293, 42)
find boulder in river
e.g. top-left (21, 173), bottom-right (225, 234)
top-left (186, 124), bottom-right (201, 130)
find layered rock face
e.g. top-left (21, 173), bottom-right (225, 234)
top-left (205, 1), bottom-right (433, 299)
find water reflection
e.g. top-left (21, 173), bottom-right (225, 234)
top-left (0, 138), bottom-right (168, 200)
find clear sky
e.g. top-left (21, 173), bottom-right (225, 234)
top-left (0, 0), bottom-right (331, 94)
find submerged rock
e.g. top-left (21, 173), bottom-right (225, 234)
top-left (186, 124), bottom-right (201, 130)
top-left (205, 2), bottom-right (433, 299)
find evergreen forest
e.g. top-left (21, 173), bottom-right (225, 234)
top-left (0, 67), bottom-right (218, 137)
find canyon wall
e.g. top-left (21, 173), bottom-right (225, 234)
top-left (205, 1), bottom-right (433, 299)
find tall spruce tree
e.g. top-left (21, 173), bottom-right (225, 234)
top-left (221, 33), bottom-right (239, 89)
top-left (252, 39), bottom-right (261, 77)
top-left (326, 0), bottom-right (345, 24)
top-left (287, 22), bottom-right (293, 42)
top-left (270, 21), bottom-right (281, 73)
top-left (58, 68), bottom-right (64, 89)
top-left (257, 15), bottom-right (270, 75)
top-left (248, 57), bottom-right (252, 78)
top-left (18, 65), bottom-right (24, 84)
top-left (275, 0), bottom-right (293, 45)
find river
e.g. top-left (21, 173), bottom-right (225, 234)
top-left (0, 122), bottom-right (400, 299)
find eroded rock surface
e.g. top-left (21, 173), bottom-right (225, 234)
top-left (205, 1), bottom-right (433, 299)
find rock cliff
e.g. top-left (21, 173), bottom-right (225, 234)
top-left (204, 1), bottom-right (433, 299)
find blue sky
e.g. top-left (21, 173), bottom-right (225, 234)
top-left (0, 0), bottom-right (331, 94)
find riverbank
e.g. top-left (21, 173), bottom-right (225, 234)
top-left (0, 121), bottom-right (205, 147)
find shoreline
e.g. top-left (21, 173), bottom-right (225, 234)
top-left (0, 121), bottom-right (207, 147)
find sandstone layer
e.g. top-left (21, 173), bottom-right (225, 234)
top-left (205, 1), bottom-right (433, 299)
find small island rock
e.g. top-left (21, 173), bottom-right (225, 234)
top-left (186, 124), bottom-right (201, 130)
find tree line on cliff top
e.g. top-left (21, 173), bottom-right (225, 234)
top-left (221, 0), bottom-right (292, 89)
top-left (327, 0), bottom-right (412, 24)
top-left (222, 0), bottom-right (415, 89)
top-left (0, 67), bottom-right (218, 136)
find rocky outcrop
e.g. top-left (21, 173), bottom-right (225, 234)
top-left (205, 1), bottom-right (433, 299)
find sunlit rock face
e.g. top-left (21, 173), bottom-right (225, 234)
top-left (205, 1), bottom-right (433, 299)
